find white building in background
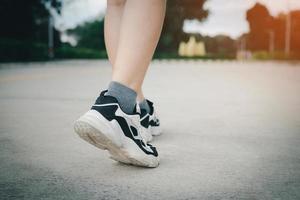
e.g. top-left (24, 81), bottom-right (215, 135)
top-left (178, 36), bottom-right (206, 57)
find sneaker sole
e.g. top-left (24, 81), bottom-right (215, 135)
top-left (74, 111), bottom-right (159, 168)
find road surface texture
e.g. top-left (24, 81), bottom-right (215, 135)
top-left (0, 60), bottom-right (300, 200)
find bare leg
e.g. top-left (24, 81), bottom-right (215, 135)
top-left (105, 0), bottom-right (145, 101)
top-left (136, 88), bottom-right (145, 102)
top-left (104, 0), bottom-right (125, 66)
top-left (111, 0), bottom-right (166, 93)
top-left (105, 0), bottom-right (165, 101)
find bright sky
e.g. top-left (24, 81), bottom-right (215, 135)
top-left (184, 0), bottom-right (300, 38)
top-left (54, 0), bottom-right (107, 31)
top-left (55, 0), bottom-right (300, 38)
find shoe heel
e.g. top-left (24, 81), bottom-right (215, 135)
top-left (74, 120), bottom-right (107, 150)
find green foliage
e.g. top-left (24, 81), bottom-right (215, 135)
top-left (252, 51), bottom-right (300, 60)
top-left (252, 51), bottom-right (271, 60)
top-left (204, 35), bottom-right (237, 58)
top-left (56, 45), bottom-right (107, 59)
top-left (0, 0), bottom-right (61, 62)
top-left (157, 0), bottom-right (208, 52)
top-left (0, 0), bottom-right (61, 42)
top-left (0, 39), bottom-right (48, 62)
top-left (153, 52), bottom-right (234, 60)
top-left (68, 20), bottom-right (106, 51)
top-left (246, 3), bottom-right (272, 51)
top-left (246, 3), bottom-right (300, 55)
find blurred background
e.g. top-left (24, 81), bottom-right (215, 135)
top-left (1, 0), bottom-right (300, 62)
top-left (1, 2), bottom-right (300, 199)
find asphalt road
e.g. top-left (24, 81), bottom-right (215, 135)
top-left (0, 60), bottom-right (300, 200)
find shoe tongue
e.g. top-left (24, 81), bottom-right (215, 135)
top-left (100, 90), bottom-right (108, 96)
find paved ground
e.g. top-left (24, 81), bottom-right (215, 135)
top-left (0, 60), bottom-right (300, 200)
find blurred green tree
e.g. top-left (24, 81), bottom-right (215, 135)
top-left (245, 3), bottom-right (300, 57)
top-left (290, 11), bottom-right (300, 52)
top-left (0, 0), bottom-right (61, 42)
top-left (157, 0), bottom-right (209, 52)
top-left (204, 35), bottom-right (237, 58)
top-left (246, 3), bottom-right (273, 51)
top-left (67, 20), bottom-right (106, 51)
top-left (0, 0), bottom-right (61, 61)
top-left (271, 13), bottom-right (286, 51)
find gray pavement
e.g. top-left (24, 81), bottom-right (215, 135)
top-left (0, 60), bottom-right (300, 200)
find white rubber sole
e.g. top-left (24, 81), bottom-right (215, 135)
top-left (74, 110), bottom-right (159, 168)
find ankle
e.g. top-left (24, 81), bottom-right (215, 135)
top-left (106, 81), bottom-right (137, 114)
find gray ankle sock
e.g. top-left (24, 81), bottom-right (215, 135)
top-left (106, 81), bottom-right (137, 114)
top-left (139, 99), bottom-right (150, 113)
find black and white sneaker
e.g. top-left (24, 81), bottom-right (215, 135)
top-left (139, 108), bottom-right (153, 143)
top-left (140, 100), bottom-right (162, 138)
top-left (74, 90), bottom-right (159, 168)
